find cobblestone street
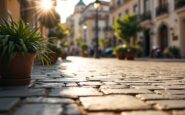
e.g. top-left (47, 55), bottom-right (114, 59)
top-left (1, 57), bottom-right (185, 115)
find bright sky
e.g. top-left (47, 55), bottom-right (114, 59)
top-left (56, 0), bottom-right (110, 23)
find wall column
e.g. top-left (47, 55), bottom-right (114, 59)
top-left (0, 0), bottom-right (8, 22)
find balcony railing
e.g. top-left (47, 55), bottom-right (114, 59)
top-left (140, 11), bottom-right (152, 22)
top-left (156, 3), bottom-right (169, 17)
top-left (175, 0), bottom-right (185, 10)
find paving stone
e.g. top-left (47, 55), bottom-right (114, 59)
top-left (101, 88), bottom-right (153, 95)
top-left (147, 100), bottom-right (185, 110)
top-left (80, 95), bottom-right (151, 111)
top-left (14, 104), bottom-right (63, 115)
top-left (38, 78), bottom-right (87, 83)
top-left (115, 80), bottom-right (161, 83)
top-left (0, 98), bottom-right (20, 112)
top-left (122, 83), bottom-right (150, 86)
top-left (34, 83), bottom-right (65, 88)
top-left (66, 83), bottom-right (78, 87)
top-left (24, 97), bottom-right (75, 104)
top-left (159, 85), bottom-right (185, 90)
top-left (49, 87), bottom-right (102, 98)
top-left (132, 86), bottom-right (163, 90)
top-left (88, 112), bottom-right (118, 115)
top-left (78, 82), bottom-right (102, 86)
top-left (31, 75), bottom-right (47, 80)
top-left (172, 110), bottom-right (185, 115)
top-left (0, 88), bottom-right (45, 97)
top-left (102, 82), bottom-right (119, 85)
top-left (63, 104), bottom-right (82, 115)
top-left (136, 94), bottom-right (169, 100)
top-left (81, 86), bottom-right (99, 88)
top-left (100, 85), bottom-right (128, 89)
top-left (155, 90), bottom-right (185, 95)
top-left (121, 111), bottom-right (169, 115)
top-left (137, 94), bottom-right (185, 100)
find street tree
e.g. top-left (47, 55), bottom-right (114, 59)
top-left (113, 14), bottom-right (142, 47)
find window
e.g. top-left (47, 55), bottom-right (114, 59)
top-left (159, 0), bottom-right (167, 6)
top-left (144, 0), bottom-right (150, 12)
top-left (133, 4), bottom-right (138, 13)
top-left (125, 9), bottom-right (129, 15)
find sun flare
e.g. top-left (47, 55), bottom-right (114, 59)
top-left (40, 0), bottom-right (53, 11)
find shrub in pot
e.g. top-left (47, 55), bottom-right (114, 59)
top-left (125, 46), bottom-right (138, 60)
top-left (0, 19), bottom-right (47, 86)
top-left (163, 46), bottom-right (181, 58)
top-left (113, 45), bottom-right (127, 60)
top-left (61, 49), bottom-right (68, 60)
top-left (80, 43), bottom-right (88, 57)
top-left (42, 44), bottom-right (62, 65)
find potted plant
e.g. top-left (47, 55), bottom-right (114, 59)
top-left (80, 43), bottom-right (88, 57)
top-left (113, 45), bottom-right (127, 60)
top-left (113, 14), bottom-right (142, 60)
top-left (0, 19), bottom-right (47, 86)
top-left (61, 49), bottom-right (68, 60)
top-left (163, 46), bottom-right (181, 58)
top-left (43, 44), bottom-right (62, 64)
top-left (126, 46), bottom-right (139, 60)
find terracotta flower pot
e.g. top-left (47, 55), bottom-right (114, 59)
top-left (0, 54), bottom-right (36, 86)
top-left (126, 52), bottom-right (136, 60)
top-left (116, 52), bottom-right (126, 60)
top-left (80, 52), bottom-right (88, 57)
top-left (61, 53), bottom-right (67, 60)
top-left (49, 53), bottom-right (58, 64)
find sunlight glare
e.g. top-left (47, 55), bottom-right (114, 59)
top-left (40, 0), bottom-right (53, 11)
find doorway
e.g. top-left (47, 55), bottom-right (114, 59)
top-left (159, 24), bottom-right (168, 52)
top-left (180, 19), bottom-right (185, 57)
top-left (144, 29), bottom-right (151, 56)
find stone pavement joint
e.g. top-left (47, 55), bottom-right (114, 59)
top-left (1, 57), bottom-right (185, 115)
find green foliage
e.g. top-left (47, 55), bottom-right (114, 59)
top-left (99, 39), bottom-right (109, 48)
top-left (74, 37), bottom-right (84, 46)
top-left (48, 24), bottom-right (70, 40)
top-left (164, 46), bottom-right (181, 58)
top-left (126, 46), bottom-right (139, 53)
top-left (47, 44), bottom-right (63, 57)
top-left (80, 43), bottom-right (88, 51)
top-left (0, 18), bottom-right (48, 64)
top-left (113, 14), bottom-right (142, 45)
top-left (113, 45), bottom-right (127, 55)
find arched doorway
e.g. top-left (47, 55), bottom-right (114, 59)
top-left (144, 29), bottom-right (151, 56)
top-left (159, 24), bottom-right (168, 52)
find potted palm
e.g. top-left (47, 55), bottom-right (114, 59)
top-left (0, 19), bottom-right (47, 86)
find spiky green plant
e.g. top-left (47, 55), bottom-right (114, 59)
top-left (0, 18), bottom-right (49, 65)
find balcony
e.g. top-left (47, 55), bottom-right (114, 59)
top-left (156, 3), bottom-right (169, 17)
top-left (140, 11), bottom-right (152, 22)
top-left (175, 0), bottom-right (185, 10)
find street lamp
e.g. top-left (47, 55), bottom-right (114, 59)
top-left (94, 0), bottom-right (101, 58)
top-left (83, 24), bottom-right (87, 42)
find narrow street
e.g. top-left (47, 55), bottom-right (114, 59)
top-left (1, 57), bottom-right (185, 115)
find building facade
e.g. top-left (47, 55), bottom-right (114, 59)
top-left (72, 0), bottom-right (86, 39)
top-left (139, 0), bottom-right (185, 57)
top-left (0, 0), bottom-right (20, 23)
top-left (109, 0), bottom-right (139, 46)
top-left (79, 1), bottom-right (110, 47)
